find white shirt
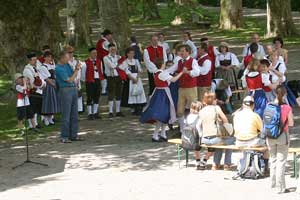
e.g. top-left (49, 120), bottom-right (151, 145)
top-left (159, 41), bottom-right (170, 54)
top-left (16, 85), bottom-right (30, 107)
top-left (23, 64), bottom-right (45, 94)
top-left (241, 70), bottom-right (271, 88)
top-left (198, 54), bottom-right (212, 75)
top-left (215, 52), bottom-right (240, 68)
top-left (183, 40), bottom-right (198, 59)
top-left (242, 43), bottom-right (266, 57)
top-left (101, 37), bottom-right (110, 51)
top-left (38, 65), bottom-right (51, 80)
top-left (270, 61), bottom-right (287, 83)
top-left (103, 54), bottom-right (121, 77)
top-left (143, 46), bottom-right (168, 73)
top-left (158, 70), bottom-right (173, 84)
top-left (119, 58), bottom-right (142, 75)
top-left (211, 78), bottom-right (232, 97)
top-left (166, 56), bottom-right (200, 77)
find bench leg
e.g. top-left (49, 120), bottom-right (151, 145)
top-left (185, 149), bottom-right (189, 168)
top-left (177, 144), bottom-right (181, 168)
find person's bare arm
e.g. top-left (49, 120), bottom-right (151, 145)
top-left (217, 107), bottom-right (228, 123)
top-left (288, 110), bottom-right (294, 127)
top-left (169, 71), bottom-right (184, 83)
top-left (67, 63), bottom-right (81, 83)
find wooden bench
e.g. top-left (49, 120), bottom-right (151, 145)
top-left (168, 138), bottom-right (300, 178)
top-left (232, 89), bottom-right (246, 94)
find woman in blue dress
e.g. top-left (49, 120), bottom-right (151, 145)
top-left (140, 58), bottom-right (185, 142)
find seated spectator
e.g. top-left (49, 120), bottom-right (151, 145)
top-left (196, 92), bottom-right (234, 170)
top-left (211, 79), bottom-right (233, 114)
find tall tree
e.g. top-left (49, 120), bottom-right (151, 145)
top-left (97, 0), bottom-right (131, 51)
top-left (0, 0), bottom-right (63, 75)
top-left (219, 0), bottom-right (243, 30)
top-left (66, 0), bottom-right (92, 47)
top-left (142, 0), bottom-right (160, 19)
top-left (266, 0), bottom-right (298, 37)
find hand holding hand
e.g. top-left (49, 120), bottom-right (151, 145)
top-left (75, 62), bottom-right (82, 71)
top-left (183, 67), bottom-right (189, 74)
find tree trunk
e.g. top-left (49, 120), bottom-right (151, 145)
top-left (97, 0), bottom-right (131, 51)
top-left (142, 0), bottom-right (160, 20)
top-left (219, 0), bottom-right (243, 30)
top-left (67, 0), bottom-right (92, 47)
top-left (267, 0), bottom-right (298, 37)
top-left (0, 0), bottom-right (63, 76)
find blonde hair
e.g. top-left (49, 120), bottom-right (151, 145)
top-left (63, 45), bottom-right (74, 52)
top-left (203, 92), bottom-right (216, 105)
top-left (247, 58), bottom-right (260, 72)
top-left (190, 101), bottom-right (203, 114)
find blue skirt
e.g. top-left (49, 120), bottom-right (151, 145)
top-left (249, 89), bottom-right (267, 119)
top-left (140, 89), bottom-right (171, 124)
top-left (169, 81), bottom-right (179, 110)
top-left (283, 82), bottom-right (297, 107)
top-left (42, 84), bottom-right (59, 114)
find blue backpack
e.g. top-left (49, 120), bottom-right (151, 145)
top-left (263, 103), bottom-right (287, 139)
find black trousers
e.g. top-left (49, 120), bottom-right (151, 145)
top-left (86, 79), bottom-right (101, 105)
top-left (148, 72), bottom-right (155, 96)
top-left (107, 77), bottom-right (122, 101)
top-left (29, 92), bottom-right (43, 115)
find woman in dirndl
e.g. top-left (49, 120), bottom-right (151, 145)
top-left (140, 58), bottom-right (184, 142)
top-left (215, 42), bottom-right (240, 90)
top-left (244, 57), bottom-right (271, 118)
top-left (40, 51), bottom-right (59, 125)
top-left (120, 47), bottom-right (146, 115)
top-left (269, 51), bottom-right (297, 107)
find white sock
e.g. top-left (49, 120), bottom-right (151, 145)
top-left (44, 117), bottom-right (49, 126)
top-left (87, 105), bottom-right (92, 115)
top-left (93, 104), bottom-right (99, 114)
top-left (109, 101), bottom-right (114, 113)
top-left (48, 116), bottom-right (54, 124)
top-left (153, 122), bottom-right (160, 140)
top-left (160, 123), bottom-right (167, 138)
top-left (28, 119), bottom-right (33, 128)
top-left (116, 101), bottom-right (121, 113)
top-left (178, 117), bottom-right (185, 133)
top-left (34, 114), bottom-right (38, 126)
top-left (101, 79), bottom-right (107, 94)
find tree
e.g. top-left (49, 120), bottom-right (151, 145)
top-left (97, 0), bottom-right (131, 51)
top-left (142, 0), bottom-right (160, 19)
top-left (219, 0), bottom-right (243, 30)
top-left (66, 0), bottom-right (92, 47)
top-left (0, 0), bottom-right (63, 75)
top-left (266, 0), bottom-right (298, 37)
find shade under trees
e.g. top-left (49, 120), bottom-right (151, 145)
top-left (142, 0), bottom-right (160, 19)
top-left (0, 0), bottom-right (63, 75)
top-left (97, 0), bottom-right (131, 51)
top-left (266, 0), bottom-right (298, 37)
top-left (219, 0), bottom-right (243, 30)
top-left (66, 0), bottom-right (92, 47)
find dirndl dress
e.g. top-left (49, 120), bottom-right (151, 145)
top-left (169, 80), bottom-right (179, 110)
top-left (249, 89), bottom-right (267, 118)
top-left (42, 82), bottom-right (59, 114)
top-left (283, 82), bottom-right (297, 107)
top-left (140, 87), bottom-right (176, 124)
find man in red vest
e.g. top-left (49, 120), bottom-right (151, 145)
top-left (143, 34), bottom-right (167, 95)
top-left (84, 47), bottom-right (104, 120)
top-left (197, 43), bottom-right (212, 101)
top-left (200, 37), bottom-right (218, 78)
top-left (167, 44), bottom-right (200, 134)
top-left (96, 29), bottom-right (114, 96)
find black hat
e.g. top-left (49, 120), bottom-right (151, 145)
top-left (27, 52), bottom-right (36, 59)
top-left (101, 29), bottom-right (113, 36)
top-left (200, 37), bottom-right (208, 42)
top-left (88, 47), bottom-right (97, 52)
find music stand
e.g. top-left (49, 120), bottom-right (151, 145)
top-left (12, 92), bottom-right (48, 169)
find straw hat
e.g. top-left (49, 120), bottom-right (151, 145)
top-left (14, 73), bottom-right (23, 81)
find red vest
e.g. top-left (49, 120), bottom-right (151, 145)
top-left (246, 73), bottom-right (263, 90)
top-left (146, 46), bottom-right (164, 62)
top-left (96, 38), bottom-right (109, 60)
top-left (176, 57), bottom-right (197, 88)
top-left (154, 71), bottom-right (168, 88)
top-left (85, 58), bottom-right (104, 82)
top-left (262, 73), bottom-right (272, 92)
top-left (38, 56), bottom-right (45, 64)
top-left (197, 55), bottom-right (212, 87)
top-left (243, 55), bottom-right (253, 68)
top-left (117, 56), bottom-right (128, 81)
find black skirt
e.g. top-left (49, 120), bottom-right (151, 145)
top-left (121, 80), bottom-right (130, 107)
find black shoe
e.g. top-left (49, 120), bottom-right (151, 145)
top-left (108, 113), bottom-right (114, 118)
top-left (116, 112), bottom-right (125, 117)
top-left (88, 114), bottom-right (94, 120)
top-left (168, 124), bottom-right (174, 131)
top-left (94, 113), bottom-right (101, 119)
top-left (36, 124), bottom-right (42, 129)
top-left (159, 136), bottom-right (168, 142)
top-left (70, 137), bottom-right (84, 141)
top-left (152, 138), bottom-right (161, 142)
top-left (61, 138), bottom-right (72, 143)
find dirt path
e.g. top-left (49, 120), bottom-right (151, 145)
top-left (1, 6), bottom-right (300, 200)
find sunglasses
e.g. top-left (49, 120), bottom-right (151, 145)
top-left (68, 51), bottom-right (74, 54)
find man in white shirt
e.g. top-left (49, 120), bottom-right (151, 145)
top-left (182, 31), bottom-right (198, 59)
top-left (242, 33), bottom-right (265, 57)
top-left (103, 43), bottom-right (124, 118)
top-left (197, 43), bottom-right (213, 100)
top-left (143, 34), bottom-right (168, 95)
top-left (158, 32), bottom-right (170, 54)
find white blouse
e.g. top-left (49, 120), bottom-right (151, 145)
top-left (215, 52), bottom-right (240, 68)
